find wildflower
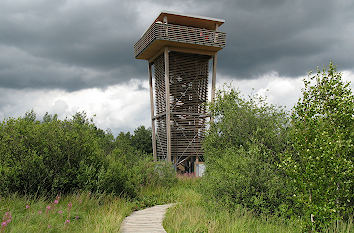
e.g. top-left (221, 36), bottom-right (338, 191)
top-left (48, 225), bottom-right (51, 228)
top-left (45, 205), bottom-right (52, 214)
top-left (58, 210), bottom-right (63, 214)
top-left (26, 205), bottom-right (30, 209)
top-left (38, 210), bottom-right (42, 214)
top-left (68, 202), bottom-right (72, 210)
top-left (75, 216), bottom-right (79, 220)
top-left (1, 221), bottom-right (7, 227)
top-left (65, 219), bottom-right (70, 224)
top-left (54, 199), bottom-right (59, 204)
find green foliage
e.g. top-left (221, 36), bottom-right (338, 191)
top-left (131, 126), bottom-right (153, 154)
top-left (202, 87), bottom-right (291, 214)
top-left (0, 192), bottom-right (133, 233)
top-left (114, 131), bottom-right (133, 150)
top-left (0, 111), bottom-right (174, 198)
top-left (138, 160), bottom-right (176, 188)
top-left (114, 126), bottom-right (153, 154)
top-left (0, 112), bottom-right (104, 195)
top-left (164, 180), bottom-right (303, 233)
top-left (284, 62), bottom-right (354, 230)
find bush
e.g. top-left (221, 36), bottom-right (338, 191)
top-left (0, 112), bottom-right (105, 195)
top-left (202, 87), bottom-right (291, 214)
top-left (0, 111), bottom-right (176, 198)
top-left (131, 126), bottom-right (153, 154)
top-left (139, 160), bottom-right (176, 188)
top-left (284, 62), bottom-right (354, 230)
top-left (97, 148), bottom-right (176, 198)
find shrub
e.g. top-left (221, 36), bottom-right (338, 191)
top-left (131, 126), bottom-right (153, 154)
top-left (284, 62), bottom-right (354, 230)
top-left (0, 111), bottom-right (176, 198)
top-left (97, 147), bottom-right (176, 198)
top-left (202, 87), bottom-right (291, 214)
top-left (139, 160), bottom-right (176, 188)
top-left (0, 112), bottom-right (105, 195)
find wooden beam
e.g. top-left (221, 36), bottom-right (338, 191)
top-left (195, 156), bottom-right (199, 176)
top-left (152, 112), bottom-right (166, 120)
top-left (148, 47), bottom-right (165, 64)
top-left (148, 62), bottom-right (157, 162)
top-left (171, 111), bottom-right (210, 117)
top-left (164, 47), bottom-right (172, 163)
top-left (168, 46), bottom-right (215, 57)
top-left (211, 53), bottom-right (218, 122)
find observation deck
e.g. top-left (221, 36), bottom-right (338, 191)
top-left (134, 11), bottom-right (226, 60)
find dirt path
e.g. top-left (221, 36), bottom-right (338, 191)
top-left (120, 204), bottom-right (174, 233)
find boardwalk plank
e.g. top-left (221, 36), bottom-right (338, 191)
top-left (120, 204), bottom-right (174, 233)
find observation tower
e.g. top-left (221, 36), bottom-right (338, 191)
top-left (134, 11), bottom-right (226, 173)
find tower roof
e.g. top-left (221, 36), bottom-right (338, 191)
top-left (155, 11), bottom-right (225, 30)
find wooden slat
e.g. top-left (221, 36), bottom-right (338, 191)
top-left (164, 48), bottom-right (172, 163)
top-left (134, 22), bottom-right (226, 60)
top-left (149, 63), bottom-right (157, 162)
top-left (153, 51), bottom-right (210, 164)
top-left (211, 53), bottom-right (217, 123)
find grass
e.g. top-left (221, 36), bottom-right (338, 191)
top-left (163, 177), bottom-right (353, 233)
top-left (0, 192), bottom-right (133, 233)
top-left (1, 178), bottom-right (352, 233)
top-left (0, 180), bottom-right (185, 233)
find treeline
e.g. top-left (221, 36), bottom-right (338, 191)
top-left (201, 63), bottom-right (353, 231)
top-left (0, 111), bottom-right (172, 198)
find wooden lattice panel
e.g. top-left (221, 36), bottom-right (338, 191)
top-left (153, 52), bottom-right (210, 163)
top-left (154, 55), bottom-right (167, 159)
top-left (134, 22), bottom-right (226, 59)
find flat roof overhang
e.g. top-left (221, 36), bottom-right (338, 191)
top-left (155, 11), bottom-right (225, 30)
top-left (135, 39), bottom-right (222, 60)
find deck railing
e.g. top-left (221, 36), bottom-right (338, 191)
top-left (134, 22), bottom-right (226, 58)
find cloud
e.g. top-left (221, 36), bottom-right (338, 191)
top-left (0, 79), bottom-right (151, 134)
top-left (0, 0), bottom-right (353, 132)
top-left (218, 70), bottom-right (354, 110)
top-left (1, 0), bottom-right (353, 92)
top-left (1, 70), bottom-right (352, 135)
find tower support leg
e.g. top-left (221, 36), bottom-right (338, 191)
top-left (211, 53), bottom-right (218, 122)
top-left (164, 47), bottom-right (172, 163)
top-left (148, 62), bottom-right (157, 161)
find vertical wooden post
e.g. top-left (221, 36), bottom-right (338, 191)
top-left (195, 156), bottom-right (199, 176)
top-left (211, 23), bottom-right (219, 123)
top-left (148, 62), bottom-right (157, 162)
top-left (211, 53), bottom-right (218, 122)
top-left (164, 47), bottom-right (172, 163)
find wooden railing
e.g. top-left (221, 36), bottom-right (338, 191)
top-left (134, 22), bottom-right (226, 58)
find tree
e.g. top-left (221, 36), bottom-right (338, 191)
top-left (131, 126), bottom-right (152, 154)
top-left (284, 62), bottom-right (353, 229)
top-left (202, 87), bottom-right (291, 214)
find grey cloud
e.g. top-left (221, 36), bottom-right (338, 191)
top-left (203, 0), bottom-right (354, 78)
top-left (0, 0), bottom-right (146, 91)
top-left (0, 0), bottom-right (353, 91)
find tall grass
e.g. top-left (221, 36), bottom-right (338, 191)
top-left (0, 179), bottom-right (190, 232)
top-left (0, 192), bottom-right (133, 233)
top-left (163, 178), bottom-right (353, 233)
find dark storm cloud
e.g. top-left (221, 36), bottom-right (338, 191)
top-left (198, 0), bottom-right (354, 78)
top-left (0, 0), bottom-right (145, 90)
top-left (0, 0), bottom-right (353, 91)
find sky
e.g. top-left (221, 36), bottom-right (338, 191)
top-left (0, 0), bottom-right (353, 135)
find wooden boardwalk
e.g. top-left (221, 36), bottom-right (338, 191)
top-left (120, 204), bottom-right (174, 233)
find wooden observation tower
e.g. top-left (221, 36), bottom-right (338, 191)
top-left (134, 11), bottom-right (226, 173)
